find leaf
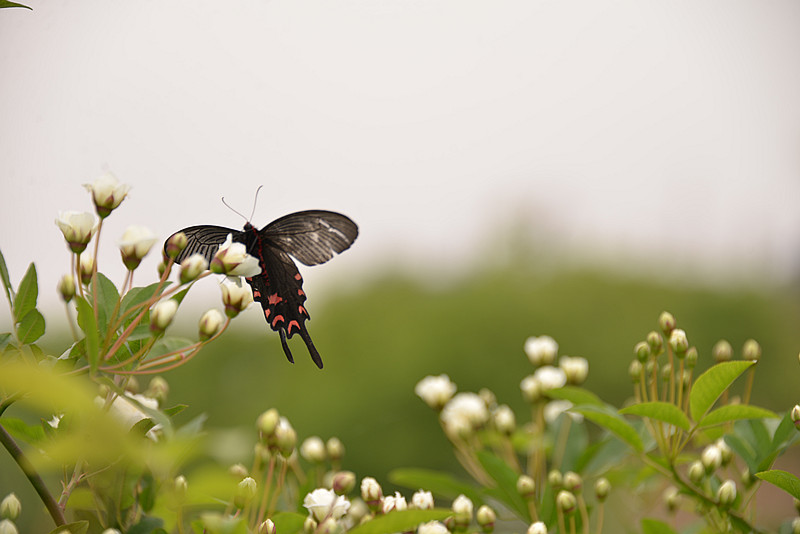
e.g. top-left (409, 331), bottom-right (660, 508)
top-left (619, 401), bottom-right (691, 431)
top-left (0, 1), bottom-right (33, 8)
top-left (120, 282), bottom-right (165, 322)
top-left (476, 449), bottom-right (530, 521)
top-left (127, 515), bottom-right (164, 534)
top-left (389, 468), bottom-right (483, 504)
top-left (46, 520), bottom-right (89, 534)
top-left (548, 386), bottom-right (604, 407)
top-left (689, 361), bottom-right (753, 422)
top-left (13, 262), bottom-right (37, 323)
top-left (0, 332), bottom-right (11, 350)
top-left (271, 512), bottom-right (306, 534)
top-left (640, 518), bottom-right (678, 534)
top-left (698, 405), bottom-right (777, 429)
top-left (91, 272), bottom-right (120, 332)
top-left (771, 411), bottom-right (798, 451)
top-left (17, 309), bottom-right (45, 344)
top-left (348, 510), bottom-right (451, 534)
top-left (755, 469), bottom-right (800, 500)
top-left (572, 404), bottom-right (643, 452)
top-left (0, 248), bottom-right (13, 304)
top-left (0, 416), bottom-right (45, 443)
top-left (75, 297), bottom-right (99, 373)
top-left (163, 404), bottom-right (188, 418)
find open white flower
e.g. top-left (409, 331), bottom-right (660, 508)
top-left (220, 278), bottom-right (254, 317)
top-left (303, 488), bottom-right (350, 522)
top-left (55, 211), bottom-right (97, 253)
top-left (211, 234), bottom-right (261, 277)
top-left (119, 225), bottom-right (158, 269)
top-left (83, 171), bottom-right (131, 217)
top-left (382, 491), bottom-right (407, 513)
top-left (415, 374), bottom-right (456, 410)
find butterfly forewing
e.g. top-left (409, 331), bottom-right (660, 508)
top-left (262, 210), bottom-right (359, 266)
top-left (168, 225), bottom-right (240, 265)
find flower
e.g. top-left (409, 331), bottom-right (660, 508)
top-left (234, 477), bottom-right (258, 508)
top-left (300, 436), bottom-right (327, 463)
top-left (527, 522), bottom-right (548, 534)
top-left (180, 253), bottom-right (209, 283)
top-left (360, 477), bottom-right (382, 508)
top-left (559, 356), bottom-right (589, 385)
top-left (669, 329), bottom-right (689, 354)
top-left (303, 488), bottom-right (350, 522)
top-left (150, 299), bottom-right (178, 332)
top-left (717, 480), bottom-right (737, 507)
top-left (0, 520), bottom-right (18, 534)
top-left (221, 278), bottom-right (254, 317)
top-left (382, 491), bottom-right (407, 513)
top-left (57, 274), bottom-right (75, 302)
top-left (210, 234), bottom-right (261, 277)
top-left (0, 494), bottom-right (20, 520)
top-left (493, 404), bottom-right (516, 434)
top-left (534, 365), bottom-right (567, 391)
top-left (414, 374), bottom-right (456, 410)
top-left (199, 309), bottom-right (225, 340)
top-left (544, 400), bottom-right (583, 424)
top-left (274, 417), bottom-right (297, 456)
top-left (452, 494), bottom-right (473, 527)
top-left (411, 490), bottom-right (434, 510)
top-left (83, 171), bottom-right (130, 218)
top-left (418, 522), bottom-right (449, 534)
top-left (55, 211), bottom-right (96, 253)
top-left (119, 226), bottom-right (158, 270)
top-left (524, 335), bottom-right (558, 366)
top-left (440, 393), bottom-right (489, 436)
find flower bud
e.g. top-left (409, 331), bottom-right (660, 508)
top-left (493, 404), bottom-right (516, 435)
top-left (556, 490), bottom-right (576, 514)
top-left (234, 477), bottom-right (257, 508)
top-left (326, 437), bottom-right (345, 462)
top-left (150, 299), bottom-right (178, 333)
top-left (452, 494), bottom-right (473, 528)
top-left (517, 475), bottom-right (536, 499)
top-left (476, 505), bottom-right (496, 533)
top-left (563, 471), bottom-right (582, 493)
top-left (83, 172), bottom-right (130, 218)
top-left (524, 335), bottom-right (558, 366)
top-left (57, 274), bottom-right (75, 303)
top-left (55, 211), bottom-right (97, 254)
top-left (360, 477), bottom-right (383, 510)
top-left (382, 491), bottom-right (407, 513)
top-left (548, 470), bottom-right (563, 489)
top-left (668, 329), bottom-right (688, 355)
top-left (628, 360), bottom-right (643, 382)
top-left (303, 516), bottom-right (318, 534)
top-left (560, 356), bottom-right (589, 385)
top-left (333, 471), bottom-right (356, 496)
top-left (742, 339), bottom-right (761, 361)
top-left (259, 519), bottom-right (277, 534)
top-left (0, 494), bottom-right (20, 520)
top-left (685, 347), bottom-right (698, 369)
top-left (221, 279), bottom-right (254, 318)
top-left (660, 363), bottom-right (672, 382)
top-left (792, 405), bottom-right (800, 430)
top-left (716, 438), bottom-right (733, 466)
top-left (646, 331), bottom-right (663, 355)
top-left (145, 376), bottom-right (169, 405)
top-left (0, 520), bottom-right (18, 534)
top-left (411, 490), bottom-right (434, 510)
top-left (119, 226), bottom-right (158, 270)
top-left (418, 521), bottom-right (448, 534)
top-left (228, 463), bottom-right (249, 479)
top-left (210, 235), bottom-right (261, 277)
top-left (634, 341), bottom-right (650, 362)
top-left (317, 517), bottom-right (341, 534)
top-left (415, 374), bottom-right (457, 410)
top-left (257, 409), bottom-right (280, 437)
top-left (663, 486), bottom-right (680, 512)
top-left (658, 311), bottom-right (676, 336)
top-left (79, 253), bottom-right (95, 285)
top-left (275, 417), bottom-right (297, 457)
top-left (688, 460), bottom-right (705, 483)
top-left (101, 529), bottom-right (122, 534)
top-left (300, 436), bottom-right (327, 463)
top-left (180, 254), bottom-right (208, 284)
top-left (716, 480), bottom-right (737, 507)
top-left (713, 340), bottom-right (733, 363)
top-left (479, 388), bottom-right (497, 409)
top-left (520, 375), bottom-right (542, 404)
top-left (701, 444), bottom-right (722, 474)
top-left (527, 522), bottom-right (548, 534)
top-left (173, 475), bottom-right (188, 504)
top-left (199, 309), bottom-right (224, 340)
top-left (594, 478), bottom-right (610, 502)
top-left (165, 232), bottom-right (188, 260)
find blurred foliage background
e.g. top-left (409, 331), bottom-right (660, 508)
top-left (2, 252), bottom-right (799, 530)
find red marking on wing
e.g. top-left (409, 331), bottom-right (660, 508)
top-left (268, 293), bottom-right (283, 305)
top-left (264, 309), bottom-right (270, 318)
top-left (253, 289), bottom-right (261, 298)
top-left (294, 273), bottom-right (302, 281)
top-left (287, 320), bottom-right (300, 334)
top-left (298, 305), bottom-right (307, 315)
top-left (297, 289), bottom-right (305, 296)
top-left (271, 314), bottom-right (285, 327)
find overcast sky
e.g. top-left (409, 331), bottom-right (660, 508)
top-left (1, 2), bottom-right (799, 318)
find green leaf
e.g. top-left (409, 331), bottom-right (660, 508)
top-left (619, 401), bottom-right (691, 431)
top-left (348, 510), bottom-right (451, 534)
top-left (755, 469), bottom-right (800, 500)
top-left (640, 518), bottom-right (678, 534)
top-left (476, 449), bottom-right (530, 521)
top-left (127, 515), bottom-right (164, 534)
top-left (163, 404), bottom-right (188, 418)
top-left (91, 272), bottom-right (120, 332)
top-left (548, 385), bottom-right (604, 406)
top-left (698, 405), bottom-right (777, 429)
top-left (572, 405), bottom-right (643, 452)
top-left (689, 361), bottom-right (753, 422)
top-left (0, 1), bottom-right (33, 8)
top-left (0, 332), bottom-right (11, 350)
top-left (13, 262), bottom-right (37, 323)
top-left (46, 520), bottom-right (89, 534)
top-left (17, 309), bottom-right (45, 344)
top-left (0, 248), bottom-right (13, 304)
top-left (271, 512), bottom-right (306, 534)
top-left (0, 417), bottom-right (45, 443)
top-left (389, 468), bottom-right (483, 504)
top-left (75, 296), bottom-right (100, 372)
top-left (120, 282), bottom-right (165, 322)
top-left (130, 418), bottom-right (156, 438)
top-left (771, 411), bottom-right (798, 450)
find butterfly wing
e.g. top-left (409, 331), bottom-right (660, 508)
top-left (165, 225), bottom-right (241, 265)
top-left (261, 210), bottom-right (358, 266)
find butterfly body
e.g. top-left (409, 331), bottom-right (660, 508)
top-left (167, 211), bottom-right (358, 368)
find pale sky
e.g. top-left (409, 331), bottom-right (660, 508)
top-left (1, 2), bottom-right (799, 317)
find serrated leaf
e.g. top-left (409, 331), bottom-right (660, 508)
top-left (91, 272), bottom-right (120, 332)
top-left (271, 512), bottom-right (306, 534)
top-left (548, 385), bottom-right (604, 406)
top-left (348, 510), bottom-right (451, 534)
top-left (619, 401), bottom-right (691, 431)
top-left (75, 296), bottom-right (99, 373)
top-left (698, 405), bottom-right (777, 429)
top-left (572, 405), bottom-right (643, 452)
top-left (389, 468), bottom-right (483, 504)
top-left (18, 308), bottom-right (45, 344)
top-left (755, 469), bottom-right (800, 500)
top-left (640, 518), bottom-right (678, 534)
top-left (476, 449), bottom-right (530, 521)
top-left (46, 520), bottom-right (89, 534)
top-left (13, 262), bottom-right (37, 323)
top-left (0, 248), bottom-right (13, 304)
top-left (689, 361), bottom-right (753, 422)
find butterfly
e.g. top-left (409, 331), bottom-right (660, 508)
top-left (166, 210), bottom-right (358, 368)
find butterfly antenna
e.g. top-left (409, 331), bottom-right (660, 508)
top-left (249, 185), bottom-right (264, 221)
top-left (221, 196), bottom-right (249, 223)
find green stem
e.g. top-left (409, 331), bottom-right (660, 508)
top-left (0, 422), bottom-right (67, 527)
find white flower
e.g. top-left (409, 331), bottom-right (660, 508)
top-left (411, 490), bottom-right (434, 510)
top-left (55, 211), bottom-right (97, 253)
top-left (0, 493), bottom-right (21, 520)
top-left (524, 335), bottom-right (558, 366)
top-left (274, 416), bottom-right (297, 456)
top-left (452, 494), bottom-right (473, 525)
top-left (534, 366), bottom-right (567, 391)
top-left (220, 278), bottom-right (254, 317)
top-left (150, 299), bottom-right (178, 331)
top-left (382, 491), bottom-right (407, 513)
top-left (493, 404), bottom-right (516, 434)
top-left (0, 520), bottom-right (18, 534)
top-left (527, 521), bottom-right (548, 534)
top-left (303, 488), bottom-right (350, 522)
top-left (559, 356), bottom-right (589, 385)
top-left (119, 225), bottom-right (158, 269)
top-left (717, 479), bottom-right (737, 506)
top-left (360, 477), bottom-right (382, 503)
top-left (415, 374), bottom-right (457, 410)
top-left (418, 522), bottom-right (449, 534)
top-left (300, 436), bottom-right (327, 463)
top-left (198, 309), bottom-right (225, 339)
top-left (520, 375), bottom-right (542, 403)
top-left (544, 400), bottom-right (583, 424)
top-left (180, 253), bottom-right (209, 283)
top-left (83, 171), bottom-right (131, 217)
top-left (669, 329), bottom-right (689, 353)
top-left (211, 234), bottom-right (261, 277)
top-left (440, 393), bottom-right (489, 436)
top-left (701, 443), bottom-right (722, 473)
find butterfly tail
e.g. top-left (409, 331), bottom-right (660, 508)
top-left (279, 328), bottom-right (295, 364)
top-left (298, 328), bottom-right (324, 369)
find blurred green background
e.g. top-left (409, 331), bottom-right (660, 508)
top-left (2, 254), bottom-right (800, 531)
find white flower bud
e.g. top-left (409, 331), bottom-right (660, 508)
top-left (259, 519), bottom-right (277, 534)
top-left (717, 479), bottom-right (737, 507)
top-left (668, 329), bottom-right (688, 354)
top-left (701, 444), bottom-right (723, 474)
top-left (476, 505), bottom-right (496, 532)
top-left (326, 437), bottom-right (345, 461)
top-left (452, 494), bottom-right (473, 527)
top-left (57, 274), bottom-right (76, 302)
top-left (382, 491), bottom-right (407, 513)
top-left (517, 475), bottom-right (536, 499)
top-left (234, 477), bottom-right (258, 508)
top-left (257, 409), bottom-right (280, 436)
top-left (524, 335), bottom-right (558, 366)
top-left (332, 471), bottom-right (356, 495)
top-left (220, 279), bottom-right (254, 317)
top-left (211, 234), bottom-right (261, 277)
top-left (119, 225), bottom-right (158, 270)
top-left (415, 374), bottom-right (457, 410)
top-left (83, 171), bottom-right (130, 218)
top-left (180, 253), bottom-right (208, 283)
top-left (55, 211), bottom-right (97, 253)
top-left (360, 477), bottom-right (383, 508)
top-left (493, 404), bottom-right (516, 435)
top-left (301, 436), bottom-right (327, 463)
top-left (520, 375), bottom-right (542, 403)
top-left (0, 494), bottom-right (20, 520)
top-left (743, 339), bottom-right (761, 361)
top-left (556, 490), bottom-right (576, 513)
top-left (418, 521), bottom-right (449, 534)
top-left (78, 253), bottom-right (95, 285)
top-left (527, 522), bottom-right (548, 534)
top-left (0, 520), bottom-right (18, 534)
top-left (411, 490), bottom-right (434, 510)
top-left (559, 356), bottom-right (589, 385)
top-left (150, 299), bottom-right (178, 332)
top-left (713, 340), bottom-right (733, 362)
top-left (198, 309), bottom-right (224, 340)
top-left (275, 417), bottom-right (297, 457)
top-left (440, 393), bottom-right (489, 437)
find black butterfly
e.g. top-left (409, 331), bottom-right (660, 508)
top-left (166, 210), bottom-right (358, 368)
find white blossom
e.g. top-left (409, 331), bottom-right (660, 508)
top-left (524, 335), bottom-right (558, 366)
top-left (211, 234), bottom-right (261, 277)
top-left (55, 211), bottom-right (97, 253)
top-left (382, 491), bottom-right (407, 513)
top-left (440, 393), bottom-right (489, 435)
top-left (83, 171), bottom-right (130, 216)
top-left (411, 490), bottom-right (434, 510)
top-left (418, 522), bottom-right (449, 534)
top-left (300, 436), bottom-right (327, 463)
top-left (303, 488), bottom-right (350, 522)
top-left (559, 356), bottom-right (589, 384)
top-left (415, 374), bottom-right (456, 410)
